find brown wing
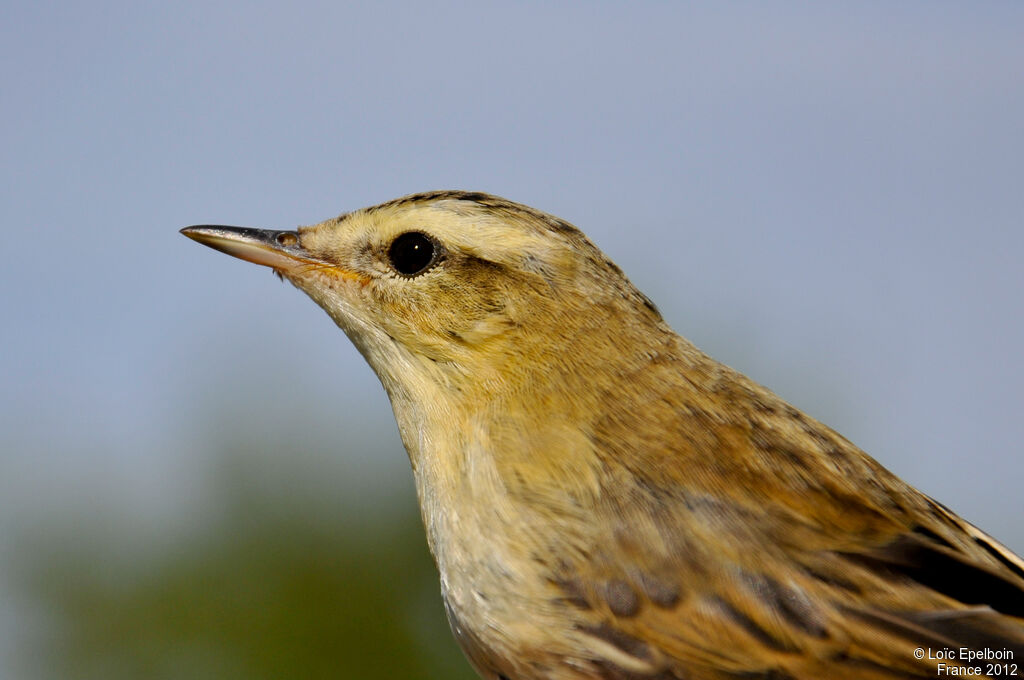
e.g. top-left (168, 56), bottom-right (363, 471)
top-left (547, 491), bottom-right (1024, 679)
top-left (543, 359), bottom-right (1024, 679)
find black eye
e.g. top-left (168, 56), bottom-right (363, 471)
top-left (387, 231), bottom-right (439, 277)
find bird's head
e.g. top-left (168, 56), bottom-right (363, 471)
top-left (182, 191), bottom-right (667, 413)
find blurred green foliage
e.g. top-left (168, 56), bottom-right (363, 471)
top-left (15, 446), bottom-right (478, 680)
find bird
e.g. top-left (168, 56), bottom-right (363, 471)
top-left (182, 191), bottom-right (1024, 680)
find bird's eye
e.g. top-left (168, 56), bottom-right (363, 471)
top-left (387, 231), bottom-right (440, 277)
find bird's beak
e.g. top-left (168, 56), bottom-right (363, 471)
top-left (180, 225), bottom-right (318, 273)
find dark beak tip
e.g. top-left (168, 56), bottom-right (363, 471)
top-left (180, 225), bottom-right (223, 242)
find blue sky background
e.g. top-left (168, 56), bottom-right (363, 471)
top-left (2, 1), bottom-right (1023, 673)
